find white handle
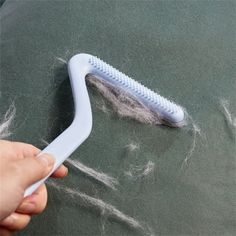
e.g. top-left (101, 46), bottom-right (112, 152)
top-left (24, 54), bottom-right (93, 196)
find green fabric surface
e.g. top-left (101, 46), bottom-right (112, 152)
top-left (0, 0), bottom-right (235, 235)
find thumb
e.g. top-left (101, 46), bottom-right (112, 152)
top-left (15, 154), bottom-right (55, 190)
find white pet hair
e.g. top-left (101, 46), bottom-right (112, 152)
top-left (47, 181), bottom-right (147, 233)
top-left (220, 98), bottom-right (236, 131)
top-left (40, 138), bottom-right (50, 146)
top-left (181, 123), bottom-right (201, 169)
top-left (125, 142), bottom-right (140, 152)
top-left (55, 57), bottom-right (67, 64)
top-left (0, 103), bottom-right (16, 139)
top-left (66, 158), bottom-right (119, 190)
top-left (96, 98), bottom-right (112, 115)
top-left (181, 113), bottom-right (202, 170)
top-left (125, 161), bottom-right (155, 180)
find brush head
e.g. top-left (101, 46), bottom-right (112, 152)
top-left (88, 55), bottom-right (185, 126)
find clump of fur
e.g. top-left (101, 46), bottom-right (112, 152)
top-left (86, 75), bottom-right (163, 125)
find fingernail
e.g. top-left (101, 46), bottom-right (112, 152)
top-left (39, 154), bottom-right (54, 167)
top-left (20, 202), bottom-right (36, 213)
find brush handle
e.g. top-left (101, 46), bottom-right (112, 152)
top-left (24, 55), bottom-right (93, 197)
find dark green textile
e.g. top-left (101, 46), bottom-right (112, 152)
top-left (0, 0), bottom-right (235, 235)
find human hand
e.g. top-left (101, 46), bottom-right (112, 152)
top-left (0, 140), bottom-right (68, 235)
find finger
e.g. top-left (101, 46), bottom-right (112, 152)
top-left (0, 141), bottom-right (40, 160)
top-left (0, 213), bottom-right (30, 231)
top-left (16, 185), bottom-right (47, 215)
top-left (12, 142), bottom-right (40, 158)
top-left (15, 153), bottom-right (55, 189)
top-left (51, 164), bottom-right (68, 178)
top-left (0, 227), bottom-right (12, 236)
top-left (0, 140), bottom-right (18, 160)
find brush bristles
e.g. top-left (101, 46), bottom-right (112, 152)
top-left (87, 75), bottom-right (185, 127)
top-left (88, 55), bottom-right (185, 125)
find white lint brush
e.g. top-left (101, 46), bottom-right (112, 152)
top-left (25, 53), bottom-right (185, 196)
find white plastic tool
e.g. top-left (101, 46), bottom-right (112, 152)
top-left (25, 53), bottom-right (185, 196)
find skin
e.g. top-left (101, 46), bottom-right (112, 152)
top-left (0, 140), bottom-right (68, 235)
